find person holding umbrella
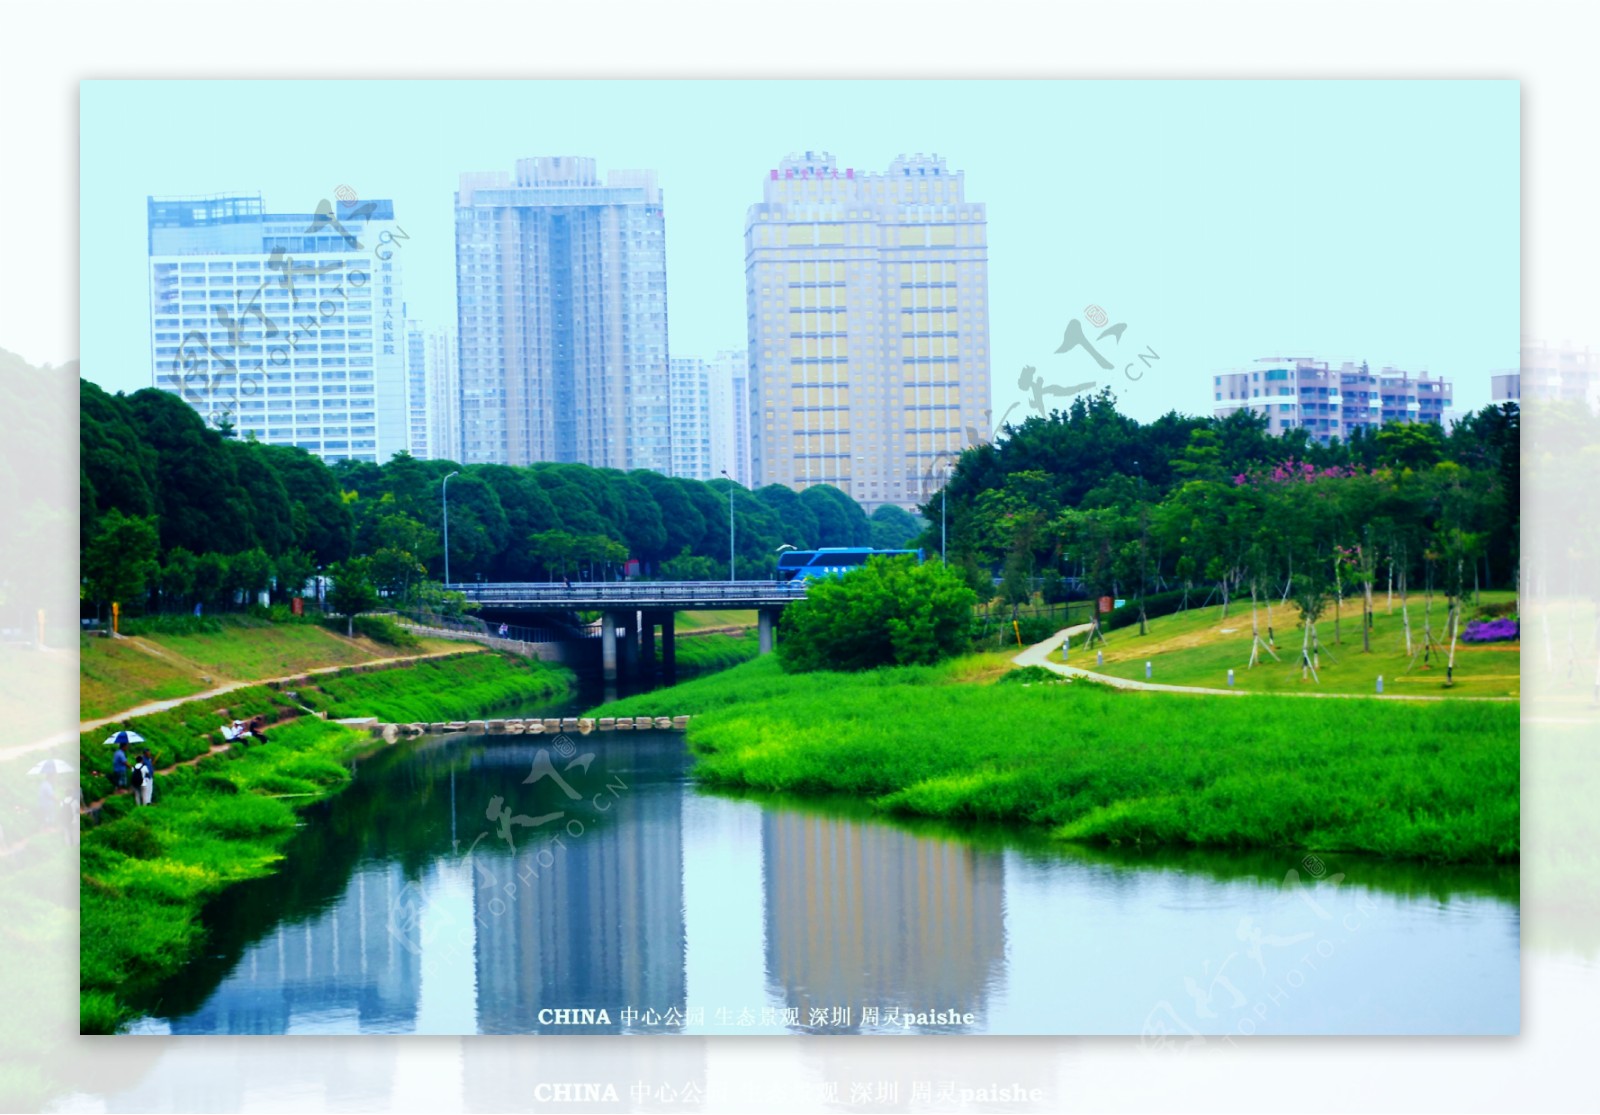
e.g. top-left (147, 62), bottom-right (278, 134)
top-left (103, 729), bottom-right (145, 795)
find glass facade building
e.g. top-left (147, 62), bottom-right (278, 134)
top-left (147, 193), bottom-right (408, 464)
top-left (455, 158), bottom-right (671, 471)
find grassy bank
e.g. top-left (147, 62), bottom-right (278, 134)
top-left (81, 614), bottom-right (462, 720)
top-left (592, 655), bottom-right (1519, 864)
top-left (79, 649), bottom-right (573, 1032)
top-left (294, 651), bottom-right (573, 721)
top-left (79, 716), bottom-right (369, 1033)
top-left (672, 630), bottom-right (761, 674)
top-left (1076, 592), bottom-right (1519, 698)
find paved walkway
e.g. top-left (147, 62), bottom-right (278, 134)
top-left (79, 646), bottom-right (482, 733)
top-left (1013, 626), bottom-right (1518, 702)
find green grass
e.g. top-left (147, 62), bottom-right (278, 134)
top-left (80, 615), bottom-right (462, 720)
top-left (295, 651), bottom-right (573, 722)
top-left (592, 654), bottom-right (1519, 865)
top-left (78, 716), bottom-right (371, 1033)
top-left (674, 609), bottom-right (757, 631)
top-left (672, 630), bottom-right (761, 673)
top-left (1070, 592), bottom-right (1519, 698)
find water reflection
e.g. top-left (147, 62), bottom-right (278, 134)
top-left (761, 810), bottom-right (1005, 1033)
top-left (129, 728), bottom-right (1520, 1037)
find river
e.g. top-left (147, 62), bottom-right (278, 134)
top-left (126, 688), bottom-right (1520, 1037)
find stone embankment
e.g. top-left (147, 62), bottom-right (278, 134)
top-left (346, 715), bottom-right (690, 742)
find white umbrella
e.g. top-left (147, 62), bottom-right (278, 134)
top-left (102, 729), bottom-right (145, 746)
top-left (28, 758), bottom-right (75, 776)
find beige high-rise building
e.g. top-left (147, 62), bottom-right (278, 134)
top-left (745, 152), bottom-right (990, 511)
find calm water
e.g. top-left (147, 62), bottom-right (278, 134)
top-left (128, 714), bottom-right (1520, 1037)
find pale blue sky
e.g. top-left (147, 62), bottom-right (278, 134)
top-left (80, 79), bottom-right (1518, 424)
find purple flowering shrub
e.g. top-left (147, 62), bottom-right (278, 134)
top-left (1461, 617), bottom-right (1519, 643)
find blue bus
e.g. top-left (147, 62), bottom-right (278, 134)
top-left (775, 547), bottom-right (923, 583)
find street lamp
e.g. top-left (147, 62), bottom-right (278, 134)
top-left (441, 470), bottom-right (460, 585)
top-left (720, 469), bottom-right (735, 581)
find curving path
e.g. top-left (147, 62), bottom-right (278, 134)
top-left (1014, 625), bottom-right (1518, 702)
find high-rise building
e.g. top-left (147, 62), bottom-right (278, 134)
top-left (745, 152), bottom-right (991, 511)
top-left (1212, 356), bottom-right (1453, 444)
top-left (402, 320), bottom-right (460, 461)
top-left (667, 356), bottom-right (712, 479)
top-left (427, 328), bottom-right (462, 463)
top-left (404, 315), bottom-right (429, 457)
top-left (707, 348), bottom-right (752, 487)
top-left (148, 193), bottom-right (407, 464)
top-left (455, 157), bottom-right (671, 471)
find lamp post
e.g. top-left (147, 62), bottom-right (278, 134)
top-left (720, 469), bottom-right (735, 581)
top-left (941, 461), bottom-right (952, 561)
top-left (441, 471), bottom-right (460, 585)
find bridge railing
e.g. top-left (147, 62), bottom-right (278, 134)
top-left (447, 580), bottom-right (808, 606)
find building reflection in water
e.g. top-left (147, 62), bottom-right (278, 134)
top-left (760, 809), bottom-right (1006, 1032)
top-left (166, 862), bottom-right (422, 1035)
top-left (471, 739), bottom-right (688, 1034)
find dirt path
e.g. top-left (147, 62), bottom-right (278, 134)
top-left (79, 646), bottom-right (484, 733)
top-left (1014, 626), bottom-right (1518, 702)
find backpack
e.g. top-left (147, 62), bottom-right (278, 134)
top-left (131, 763), bottom-right (145, 789)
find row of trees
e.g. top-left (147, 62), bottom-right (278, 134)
top-left (80, 379), bottom-right (926, 615)
top-left (927, 391), bottom-right (1520, 670)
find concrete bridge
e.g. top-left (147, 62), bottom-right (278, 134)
top-left (448, 580), bottom-right (808, 682)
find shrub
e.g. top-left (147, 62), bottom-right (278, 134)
top-left (96, 812), bottom-right (166, 860)
top-left (119, 614), bottom-right (224, 637)
top-left (321, 613), bottom-right (420, 648)
top-left (1462, 617), bottom-right (1518, 643)
top-left (778, 556), bottom-right (976, 673)
top-left (995, 665), bottom-right (1060, 685)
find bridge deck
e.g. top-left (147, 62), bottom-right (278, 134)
top-left (449, 580), bottom-right (807, 610)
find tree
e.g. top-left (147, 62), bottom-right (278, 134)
top-left (778, 556), bottom-right (977, 673)
top-left (82, 510), bottom-right (160, 620)
top-left (159, 547), bottom-right (197, 612)
top-left (273, 549), bottom-right (318, 604)
top-left (327, 557), bottom-right (380, 636)
top-left (225, 546), bottom-right (274, 606)
top-left (869, 504), bottom-right (922, 550)
top-left (192, 552), bottom-right (230, 611)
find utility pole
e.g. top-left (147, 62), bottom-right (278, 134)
top-left (721, 469), bottom-right (736, 580)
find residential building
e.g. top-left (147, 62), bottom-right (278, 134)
top-left (455, 157), bottom-right (670, 471)
top-left (147, 193), bottom-right (407, 464)
top-left (745, 152), bottom-right (991, 510)
top-left (1493, 338), bottom-right (1598, 408)
top-left (707, 347), bottom-right (752, 487)
top-left (402, 320), bottom-right (461, 461)
top-left (1213, 356), bottom-right (1453, 444)
top-left (668, 356), bottom-right (712, 479)
top-left (427, 328), bottom-right (462, 463)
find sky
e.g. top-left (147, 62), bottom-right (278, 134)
top-left (79, 79), bottom-right (1519, 425)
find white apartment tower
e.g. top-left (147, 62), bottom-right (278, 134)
top-left (148, 193), bottom-right (408, 463)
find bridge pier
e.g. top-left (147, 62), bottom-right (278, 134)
top-left (601, 609), bottom-right (619, 683)
top-left (640, 610), bottom-right (657, 673)
top-left (758, 608), bottom-right (777, 655)
top-left (661, 612), bottom-right (676, 682)
top-left (620, 611), bottom-right (637, 675)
